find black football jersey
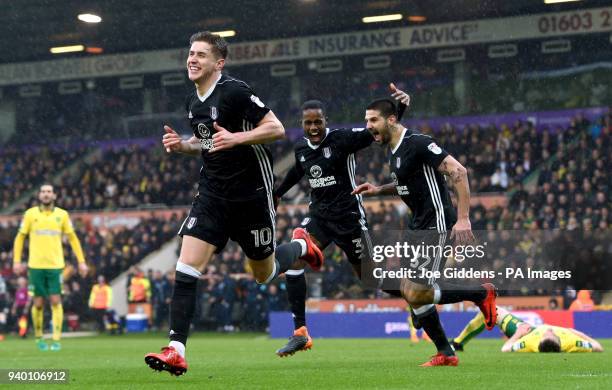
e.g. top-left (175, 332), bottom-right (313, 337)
top-left (185, 74), bottom-right (272, 201)
top-left (292, 128), bottom-right (373, 222)
top-left (389, 128), bottom-right (456, 232)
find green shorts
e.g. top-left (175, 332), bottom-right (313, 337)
top-left (28, 268), bottom-right (63, 297)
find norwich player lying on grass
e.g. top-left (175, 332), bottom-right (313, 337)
top-left (451, 306), bottom-right (603, 353)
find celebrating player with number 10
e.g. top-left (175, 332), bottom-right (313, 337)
top-left (144, 31), bottom-right (323, 376)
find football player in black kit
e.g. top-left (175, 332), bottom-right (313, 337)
top-left (353, 97), bottom-right (498, 367)
top-left (144, 31), bottom-right (323, 376)
top-left (273, 85), bottom-right (411, 357)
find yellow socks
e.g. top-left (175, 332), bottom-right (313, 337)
top-left (453, 312), bottom-right (485, 346)
top-left (51, 304), bottom-right (63, 341)
top-left (31, 305), bottom-right (44, 339)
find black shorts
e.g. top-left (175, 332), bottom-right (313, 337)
top-left (300, 214), bottom-right (369, 265)
top-left (178, 194), bottom-right (275, 261)
top-left (362, 229), bottom-right (449, 290)
top-left (405, 230), bottom-right (449, 286)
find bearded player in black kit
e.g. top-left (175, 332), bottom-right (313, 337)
top-left (144, 31), bottom-right (323, 376)
top-left (353, 96), bottom-right (498, 367)
top-left (273, 85), bottom-right (410, 357)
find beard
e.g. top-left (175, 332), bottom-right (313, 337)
top-left (380, 124), bottom-right (393, 145)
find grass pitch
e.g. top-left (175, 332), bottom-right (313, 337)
top-left (1, 333), bottom-right (610, 389)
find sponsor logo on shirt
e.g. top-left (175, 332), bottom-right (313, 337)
top-left (391, 172), bottom-right (409, 195)
top-left (197, 123), bottom-right (211, 138)
top-left (310, 165), bottom-right (322, 178)
top-left (197, 123), bottom-right (214, 149)
top-left (34, 229), bottom-right (61, 236)
top-left (308, 165), bottom-right (336, 188)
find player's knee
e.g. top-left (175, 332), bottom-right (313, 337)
top-left (251, 262), bottom-right (276, 284)
top-left (289, 259), bottom-right (306, 270)
top-left (253, 269), bottom-right (270, 284)
top-left (177, 255), bottom-right (202, 269)
top-left (400, 279), bottom-right (430, 304)
top-left (403, 287), bottom-right (428, 304)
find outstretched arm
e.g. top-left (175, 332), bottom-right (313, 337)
top-left (568, 329), bottom-right (603, 352)
top-left (275, 164), bottom-right (304, 199)
top-left (351, 182), bottom-right (397, 197)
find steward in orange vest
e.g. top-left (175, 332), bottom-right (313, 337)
top-left (89, 275), bottom-right (113, 332)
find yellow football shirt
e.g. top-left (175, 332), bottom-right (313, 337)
top-left (18, 206), bottom-right (75, 269)
top-left (511, 325), bottom-right (593, 353)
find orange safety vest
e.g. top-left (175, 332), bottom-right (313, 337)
top-left (569, 290), bottom-right (594, 311)
top-left (129, 277), bottom-right (150, 302)
top-left (89, 284), bottom-right (112, 309)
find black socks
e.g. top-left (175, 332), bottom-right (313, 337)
top-left (415, 305), bottom-right (454, 356)
top-left (168, 271), bottom-right (198, 345)
top-left (436, 282), bottom-right (487, 304)
top-left (286, 272), bottom-right (307, 330)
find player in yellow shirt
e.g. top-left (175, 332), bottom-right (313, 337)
top-left (13, 184), bottom-right (88, 351)
top-left (451, 306), bottom-right (603, 353)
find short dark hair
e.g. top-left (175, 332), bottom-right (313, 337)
top-left (40, 183), bottom-right (55, 193)
top-left (301, 100), bottom-right (326, 116)
top-left (366, 98), bottom-right (396, 119)
top-left (189, 31), bottom-right (228, 59)
top-left (538, 338), bottom-right (561, 353)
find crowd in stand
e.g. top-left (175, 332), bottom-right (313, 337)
top-left (0, 145), bottom-right (87, 210)
top-left (0, 117), bottom-right (579, 211)
top-left (6, 139), bottom-right (295, 213)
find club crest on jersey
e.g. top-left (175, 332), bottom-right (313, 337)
top-left (210, 106), bottom-right (218, 120)
top-left (323, 147), bottom-right (332, 159)
top-left (396, 157), bottom-right (401, 168)
top-left (310, 165), bottom-right (322, 179)
top-left (427, 142), bottom-right (442, 155)
top-left (187, 217), bottom-right (197, 229)
top-left (197, 123), bottom-right (211, 138)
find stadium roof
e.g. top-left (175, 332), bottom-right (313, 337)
top-left (1, 0), bottom-right (608, 64)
